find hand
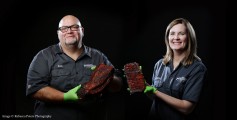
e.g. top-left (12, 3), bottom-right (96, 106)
top-left (90, 66), bottom-right (96, 70)
top-left (64, 85), bottom-right (81, 102)
top-left (127, 88), bottom-right (130, 92)
top-left (144, 86), bottom-right (157, 94)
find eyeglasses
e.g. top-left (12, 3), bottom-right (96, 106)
top-left (58, 24), bottom-right (80, 33)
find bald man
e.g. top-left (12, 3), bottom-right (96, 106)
top-left (26, 15), bottom-right (123, 120)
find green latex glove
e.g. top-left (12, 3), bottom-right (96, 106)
top-left (127, 88), bottom-right (130, 92)
top-left (144, 86), bottom-right (157, 93)
top-left (90, 66), bottom-right (96, 70)
top-left (64, 84), bottom-right (81, 102)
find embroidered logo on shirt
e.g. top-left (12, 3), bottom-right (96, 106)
top-left (57, 65), bottom-right (63, 68)
top-left (176, 77), bottom-right (186, 82)
top-left (174, 77), bottom-right (187, 86)
top-left (84, 64), bottom-right (96, 69)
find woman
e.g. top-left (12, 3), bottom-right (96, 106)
top-left (144, 18), bottom-right (207, 120)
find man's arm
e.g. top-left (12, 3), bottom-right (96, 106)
top-left (32, 86), bottom-right (64, 102)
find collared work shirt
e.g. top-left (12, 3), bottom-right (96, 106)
top-left (150, 59), bottom-right (207, 120)
top-left (26, 44), bottom-right (112, 120)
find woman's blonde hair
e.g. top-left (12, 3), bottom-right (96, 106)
top-left (163, 18), bottom-right (201, 66)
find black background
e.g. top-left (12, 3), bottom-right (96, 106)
top-left (1, 0), bottom-right (226, 120)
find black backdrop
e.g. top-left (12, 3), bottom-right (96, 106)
top-left (1, 0), bottom-right (226, 120)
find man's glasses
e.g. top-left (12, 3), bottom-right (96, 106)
top-left (58, 25), bottom-right (80, 33)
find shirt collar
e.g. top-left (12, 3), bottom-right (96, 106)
top-left (83, 44), bottom-right (92, 58)
top-left (55, 43), bottom-right (92, 58)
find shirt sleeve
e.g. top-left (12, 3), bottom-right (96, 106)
top-left (26, 50), bottom-right (52, 97)
top-left (152, 59), bottom-right (164, 87)
top-left (101, 52), bottom-right (113, 67)
top-left (182, 62), bottom-right (207, 103)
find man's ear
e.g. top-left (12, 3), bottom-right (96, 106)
top-left (80, 26), bottom-right (84, 37)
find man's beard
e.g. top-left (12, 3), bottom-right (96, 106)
top-left (65, 39), bottom-right (78, 46)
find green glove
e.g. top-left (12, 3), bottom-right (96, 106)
top-left (64, 84), bottom-right (81, 102)
top-left (144, 86), bottom-right (157, 93)
top-left (90, 66), bottom-right (96, 70)
top-left (127, 88), bottom-right (130, 92)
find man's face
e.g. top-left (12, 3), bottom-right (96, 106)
top-left (57, 16), bottom-right (84, 47)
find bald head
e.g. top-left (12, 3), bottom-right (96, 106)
top-left (58, 15), bottom-right (82, 28)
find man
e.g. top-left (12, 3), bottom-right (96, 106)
top-left (26, 15), bottom-right (122, 120)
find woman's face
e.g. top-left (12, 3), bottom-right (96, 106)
top-left (168, 23), bottom-right (187, 52)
